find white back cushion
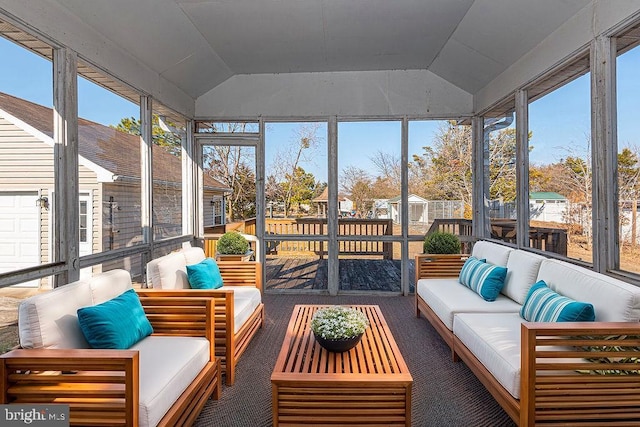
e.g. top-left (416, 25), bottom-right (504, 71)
top-left (155, 252), bottom-right (190, 289)
top-left (537, 259), bottom-right (640, 322)
top-left (183, 246), bottom-right (206, 265)
top-left (89, 269), bottom-right (134, 304)
top-left (502, 250), bottom-right (546, 304)
top-left (472, 241), bottom-right (513, 266)
top-left (18, 280), bottom-right (92, 349)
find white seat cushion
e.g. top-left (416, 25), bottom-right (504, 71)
top-left (183, 246), bottom-right (206, 265)
top-left (225, 286), bottom-right (261, 333)
top-left (417, 279), bottom-right (521, 330)
top-left (502, 250), bottom-right (546, 304)
top-left (453, 313), bottom-right (524, 399)
top-left (471, 241), bottom-right (513, 267)
top-left (132, 336), bottom-right (210, 427)
top-left (18, 279), bottom-right (92, 349)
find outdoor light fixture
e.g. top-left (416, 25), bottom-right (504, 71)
top-left (36, 195), bottom-right (49, 210)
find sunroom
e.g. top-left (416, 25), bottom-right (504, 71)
top-left (1, 1), bottom-right (640, 426)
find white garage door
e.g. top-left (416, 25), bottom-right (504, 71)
top-left (0, 192), bottom-right (40, 287)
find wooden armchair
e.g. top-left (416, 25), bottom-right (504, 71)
top-left (1, 281), bottom-right (221, 427)
top-left (146, 249), bottom-right (264, 385)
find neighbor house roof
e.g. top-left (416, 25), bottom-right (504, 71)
top-left (311, 187), bottom-right (350, 203)
top-left (530, 192), bottom-right (567, 200)
top-left (0, 92), bottom-right (229, 191)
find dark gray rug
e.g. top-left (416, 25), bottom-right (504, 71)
top-left (195, 294), bottom-right (516, 427)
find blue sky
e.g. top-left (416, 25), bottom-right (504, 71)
top-left (2, 36), bottom-right (639, 182)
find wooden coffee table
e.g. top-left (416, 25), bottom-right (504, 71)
top-left (271, 304), bottom-right (412, 426)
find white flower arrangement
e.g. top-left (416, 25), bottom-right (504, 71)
top-left (310, 306), bottom-right (369, 340)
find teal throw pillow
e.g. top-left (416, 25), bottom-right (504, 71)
top-left (520, 280), bottom-right (595, 322)
top-left (458, 256), bottom-right (507, 302)
top-left (186, 258), bottom-right (223, 289)
top-left (77, 289), bottom-right (153, 349)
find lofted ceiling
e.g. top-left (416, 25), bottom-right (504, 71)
top-left (43, 0), bottom-right (592, 100)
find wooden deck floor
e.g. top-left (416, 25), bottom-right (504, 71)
top-left (265, 257), bottom-right (416, 292)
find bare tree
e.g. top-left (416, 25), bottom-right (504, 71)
top-left (270, 123), bottom-right (324, 217)
top-left (340, 166), bottom-right (373, 216)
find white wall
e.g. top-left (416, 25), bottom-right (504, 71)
top-left (196, 69), bottom-right (473, 118)
top-left (475, 1), bottom-right (640, 113)
top-left (0, 0), bottom-right (194, 117)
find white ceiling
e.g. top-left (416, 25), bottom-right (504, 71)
top-left (49, 0), bottom-right (592, 99)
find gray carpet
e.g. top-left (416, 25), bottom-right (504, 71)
top-left (195, 294), bottom-right (516, 427)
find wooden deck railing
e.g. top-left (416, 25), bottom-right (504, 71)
top-left (207, 217), bottom-right (393, 259)
top-left (427, 218), bottom-right (568, 256)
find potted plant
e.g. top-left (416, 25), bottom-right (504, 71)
top-left (423, 231), bottom-right (461, 254)
top-left (215, 231), bottom-right (254, 262)
top-left (310, 306), bottom-right (370, 353)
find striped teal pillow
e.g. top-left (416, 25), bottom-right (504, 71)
top-left (458, 256), bottom-right (507, 302)
top-left (520, 280), bottom-right (595, 322)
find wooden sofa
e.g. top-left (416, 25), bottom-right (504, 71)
top-left (415, 241), bottom-right (640, 426)
top-left (0, 269), bottom-right (221, 426)
top-left (145, 245), bottom-right (264, 385)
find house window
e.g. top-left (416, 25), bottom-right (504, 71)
top-left (212, 198), bottom-right (224, 225)
top-left (79, 200), bottom-right (88, 243)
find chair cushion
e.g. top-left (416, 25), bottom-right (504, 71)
top-left (224, 286), bottom-right (262, 334)
top-left (186, 258), bottom-right (223, 289)
top-left (182, 246), bottom-right (206, 265)
top-left (18, 279), bottom-right (93, 349)
top-left (77, 289), bottom-right (153, 349)
top-left (155, 252), bottom-right (190, 289)
top-left (454, 313), bottom-right (524, 399)
top-left (458, 257), bottom-right (507, 302)
top-left (537, 259), bottom-right (640, 322)
top-left (132, 336), bottom-right (210, 427)
top-left (417, 278), bottom-right (521, 330)
top-left (502, 250), bottom-right (545, 304)
top-left (88, 269), bottom-right (134, 304)
top-left (471, 241), bottom-right (513, 266)
top-left (520, 280), bottom-right (595, 322)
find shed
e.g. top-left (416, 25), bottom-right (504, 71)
top-left (529, 192), bottom-right (568, 223)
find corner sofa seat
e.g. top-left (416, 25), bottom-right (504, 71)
top-left (415, 241), bottom-right (640, 426)
top-left (2, 269), bottom-right (221, 427)
top-left (145, 244), bottom-right (264, 385)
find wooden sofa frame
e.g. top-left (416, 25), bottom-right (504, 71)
top-left (0, 293), bottom-right (221, 427)
top-left (141, 260), bottom-right (264, 386)
top-left (415, 254), bottom-right (640, 426)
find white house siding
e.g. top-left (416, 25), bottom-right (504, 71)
top-left (0, 118), bottom-right (100, 286)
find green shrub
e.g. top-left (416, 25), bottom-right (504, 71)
top-left (216, 231), bottom-right (250, 255)
top-left (423, 231), bottom-right (461, 254)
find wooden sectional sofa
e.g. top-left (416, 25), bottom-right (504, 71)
top-left (0, 269), bottom-right (221, 426)
top-left (145, 245), bottom-right (264, 385)
top-left (415, 241), bottom-right (640, 426)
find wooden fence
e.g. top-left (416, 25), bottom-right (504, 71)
top-left (235, 217), bottom-right (393, 259)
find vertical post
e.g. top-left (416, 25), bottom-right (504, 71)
top-left (591, 36), bottom-right (619, 272)
top-left (472, 116), bottom-right (490, 239)
top-left (327, 116), bottom-right (339, 296)
top-left (257, 118), bottom-right (266, 273)
top-left (516, 90), bottom-right (530, 248)
top-left (401, 117), bottom-right (409, 296)
top-left (183, 119), bottom-right (196, 238)
top-left (53, 48), bottom-right (79, 287)
top-left (140, 96), bottom-right (154, 266)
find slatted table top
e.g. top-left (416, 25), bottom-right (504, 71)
top-left (271, 304), bottom-right (412, 382)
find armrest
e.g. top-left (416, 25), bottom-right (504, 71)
top-left (414, 254), bottom-right (467, 282)
top-left (136, 293), bottom-right (216, 358)
top-left (217, 261), bottom-right (263, 293)
top-left (0, 348), bottom-right (139, 425)
top-left (520, 322), bottom-right (640, 426)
